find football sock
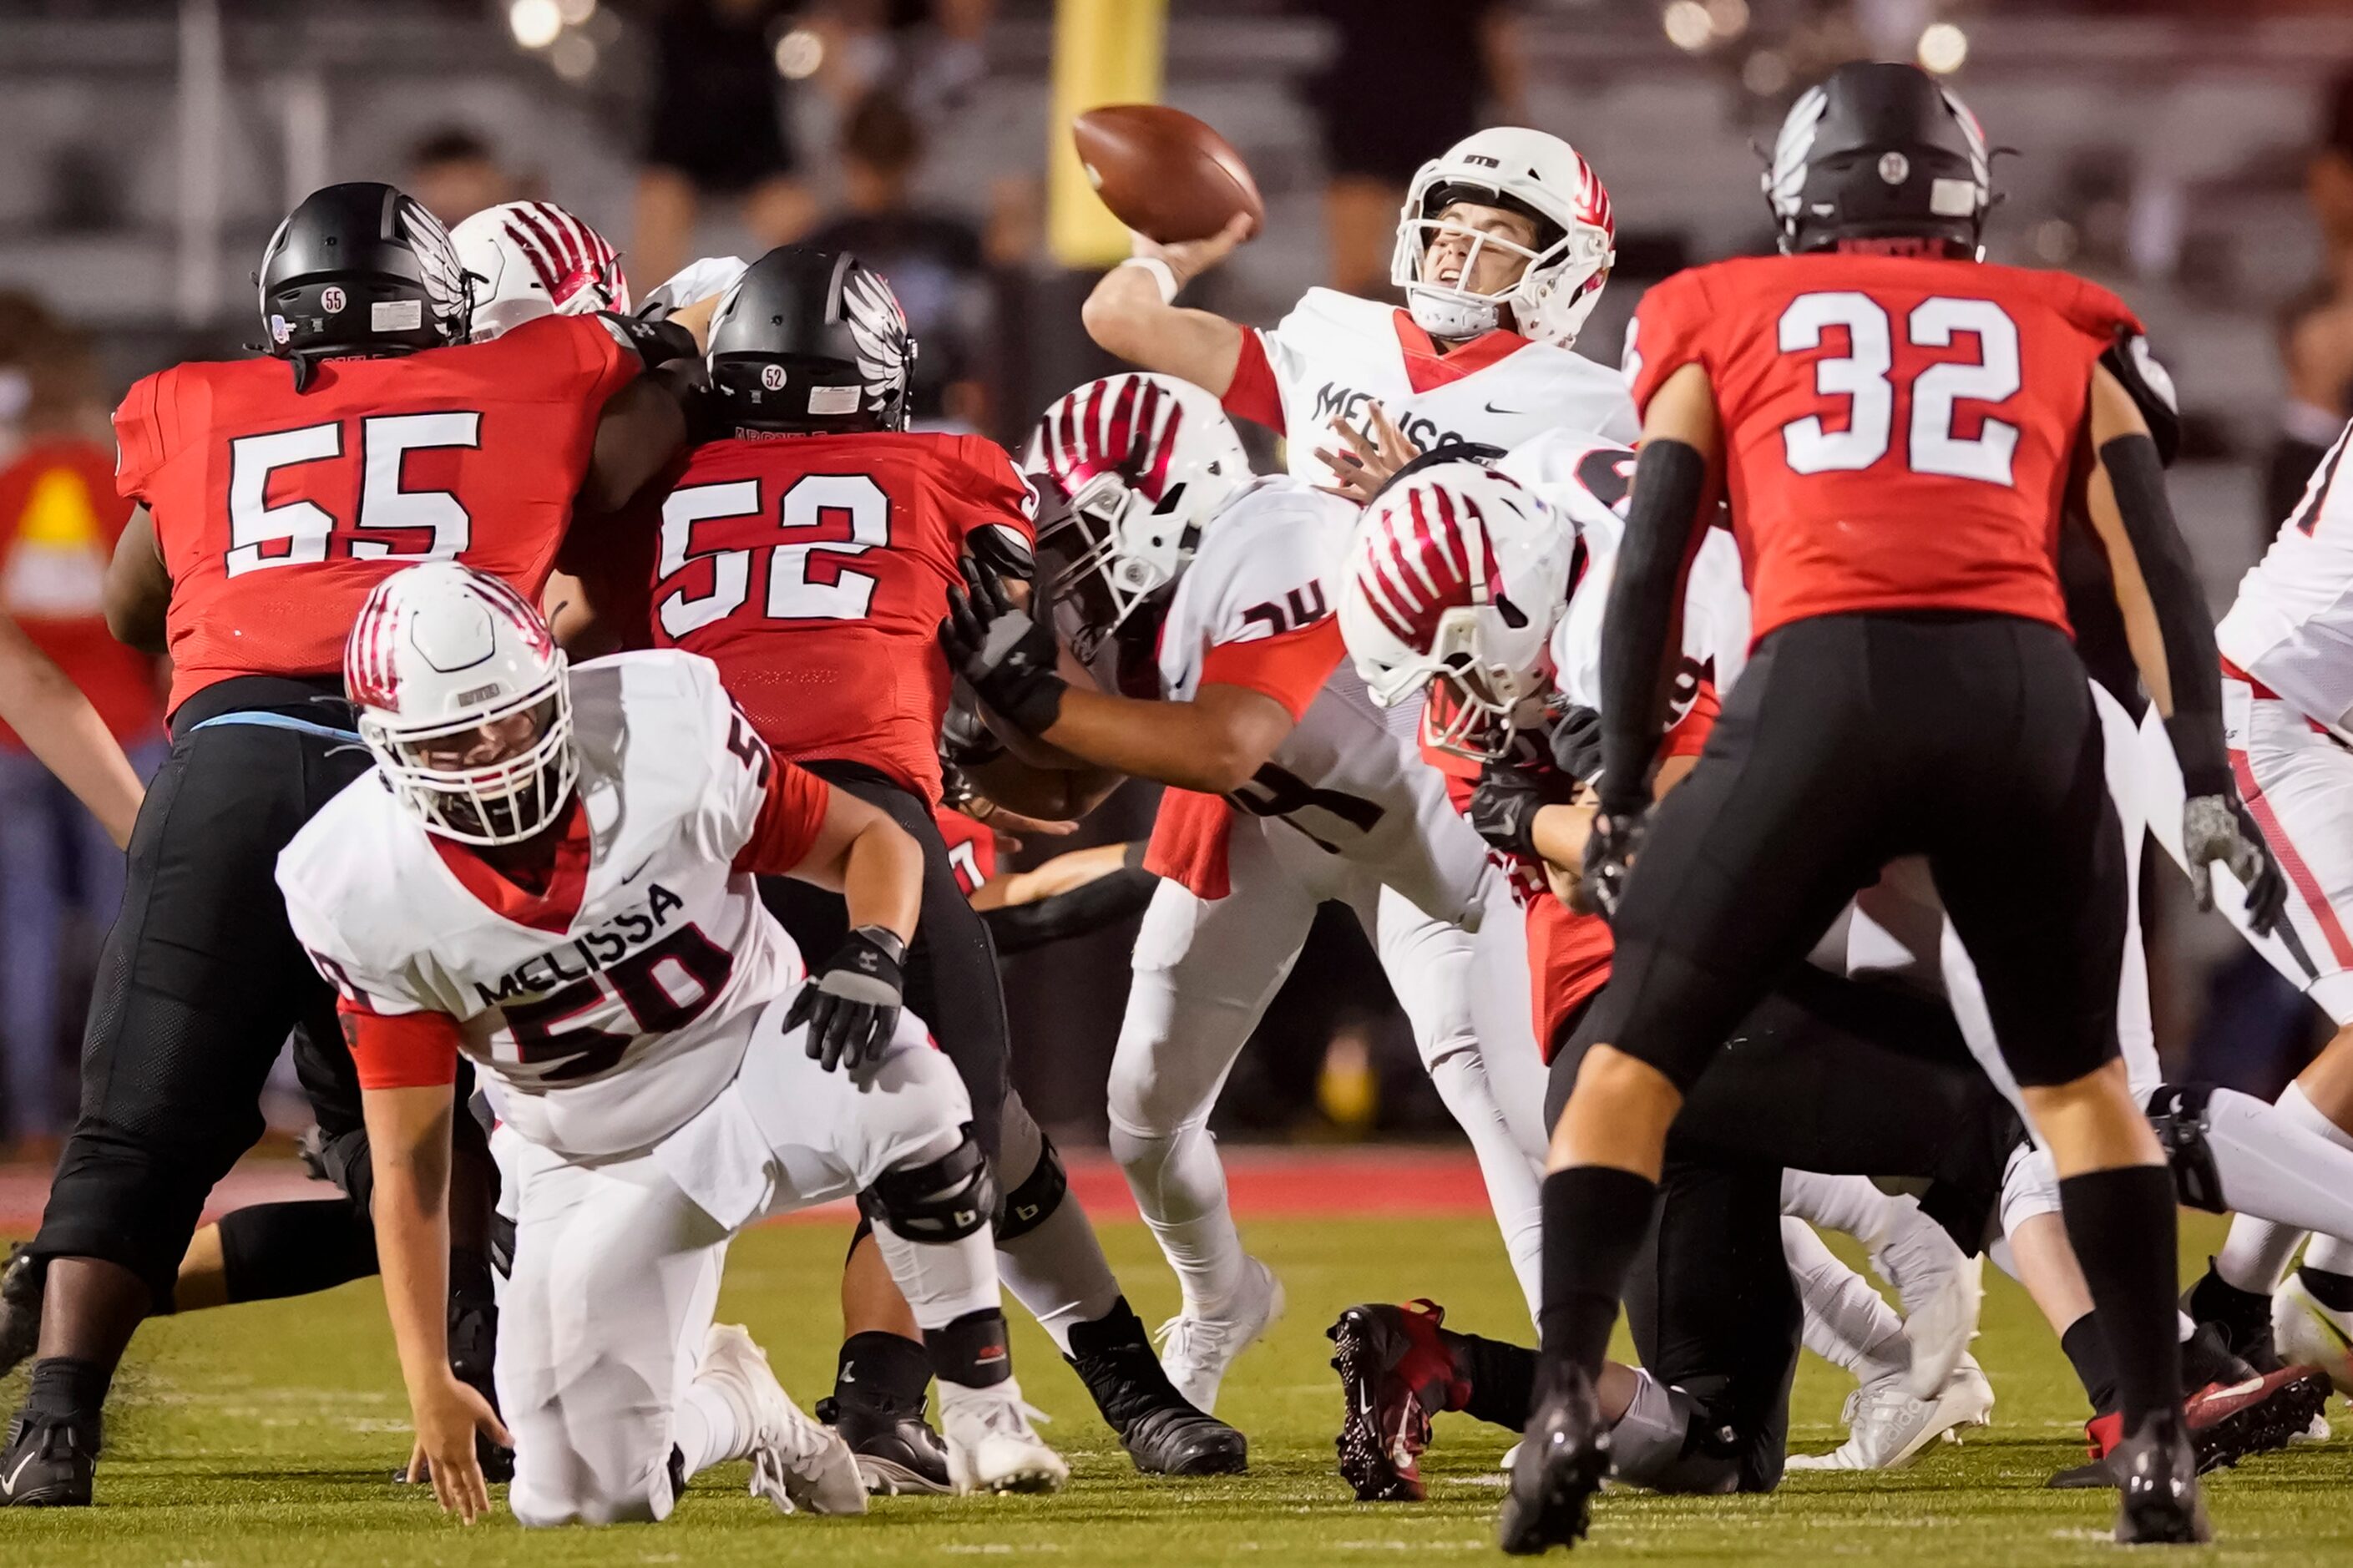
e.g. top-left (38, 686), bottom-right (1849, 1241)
top-left (676, 1367), bottom-right (757, 1477)
top-left (1781, 1217), bottom-right (1909, 1383)
top-left (873, 1223), bottom-right (1001, 1337)
top-left (994, 1152), bottom-right (1122, 1358)
top-left (1536, 1166), bottom-right (1657, 1374)
top-left (923, 1308), bottom-right (1014, 1390)
top-left (1106, 1115), bottom-right (1247, 1313)
top-left (2058, 1166), bottom-right (2183, 1428)
top-left (2197, 1085), bottom-right (2353, 1251)
top-left (1779, 1171), bottom-right (1900, 1252)
top-left (22, 1356), bottom-right (110, 1429)
top-left (1422, 1048), bottom-right (1544, 1322)
top-left (215, 1198), bottom-right (378, 1303)
top-left (2060, 1312), bottom-right (2119, 1415)
top-left (2212, 1082), bottom-right (2352, 1292)
top-left (1441, 1325), bottom-right (1538, 1431)
top-left (834, 1329), bottom-right (930, 1411)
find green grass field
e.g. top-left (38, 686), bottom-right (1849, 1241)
top-left (2, 1207), bottom-right (2347, 1566)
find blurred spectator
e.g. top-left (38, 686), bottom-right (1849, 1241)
top-left (2270, 72), bottom-right (2353, 528)
top-left (806, 0), bottom-right (993, 113)
top-left (805, 90), bottom-right (990, 429)
top-left (633, 0), bottom-right (818, 295)
top-left (403, 127), bottom-right (516, 228)
top-left (1305, 0), bottom-right (1526, 298)
top-left (0, 308), bottom-right (164, 1153)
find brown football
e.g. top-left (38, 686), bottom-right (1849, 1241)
top-left (1072, 104), bottom-right (1264, 245)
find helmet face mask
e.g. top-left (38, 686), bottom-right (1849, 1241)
top-left (1389, 129), bottom-right (1617, 348)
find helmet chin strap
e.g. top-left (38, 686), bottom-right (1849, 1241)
top-left (1406, 289), bottom-right (1499, 344)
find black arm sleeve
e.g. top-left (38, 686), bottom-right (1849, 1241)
top-left (1596, 438), bottom-right (1710, 816)
top-left (979, 866), bottom-right (1158, 956)
top-left (597, 311), bottom-right (700, 369)
top-left (2099, 432), bottom-right (2229, 798)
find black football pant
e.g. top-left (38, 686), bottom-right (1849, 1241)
top-left (1590, 611), bottom-right (2127, 1095)
top-left (31, 677), bottom-right (370, 1310)
top-left (759, 760), bottom-right (1010, 1164)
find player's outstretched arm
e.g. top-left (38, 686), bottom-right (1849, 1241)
top-left (2079, 363), bottom-right (2283, 928)
top-left (579, 374), bottom-right (691, 515)
top-left (361, 1074), bottom-right (511, 1522)
top-left (1080, 215), bottom-right (1255, 397)
top-left (101, 504), bottom-right (170, 655)
top-left (0, 612), bottom-right (144, 848)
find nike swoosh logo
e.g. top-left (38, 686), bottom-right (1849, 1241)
top-left (1484, 401), bottom-right (1531, 417)
top-left (2209, 1377), bottom-right (2264, 1400)
top-left (618, 857), bottom-right (655, 884)
top-left (3, 1447), bottom-right (38, 1495)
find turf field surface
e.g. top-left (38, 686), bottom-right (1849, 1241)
top-left (1, 1154), bottom-right (2347, 1566)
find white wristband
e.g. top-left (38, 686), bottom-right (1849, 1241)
top-left (1120, 255), bottom-right (1180, 305)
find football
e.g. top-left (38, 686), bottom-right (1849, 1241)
top-left (1072, 104), bottom-right (1264, 244)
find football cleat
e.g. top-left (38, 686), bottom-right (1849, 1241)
top-left (2185, 1262), bottom-right (2283, 1373)
top-left (699, 1324), bottom-right (866, 1515)
top-left (1156, 1257), bottom-right (1286, 1415)
top-left (815, 1391), bottom-right (953, 1495)
top-left (1892, 1252), bottom-right (1981, 1402)
top-left (2272, 1267), bottom-right (2353, 1393)
top-left (1498, 1360), bottom-right (1609, 1556)
top-left (0, 1245), bottom-right (43, 1380)
top-left (1785, 1354), bottom-right (1993, 1472)
top-left (1328, 1300), bottom-right (1469, 1502)
top-left (939, 1378), bottom-right (1068, 1495)
top-left (2109, 1411), bottom-right (2211, 1545)
top-left (1066, 1299), bottom-right (1246, 1476)
top-left (0, 1413), bottom-right (92, 1508)
top-left (2049, 1363), bottom-right (2332, 1488)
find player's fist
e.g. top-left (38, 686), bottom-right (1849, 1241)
top-left (1580, 806), bottom-right (1648, 921)
top-left (789, 925), bottom-right (907, 1075)
top-left (1131, 211), bottom-right (1256, 292)
top-left (1470, 761), bottom-right (1552, 862)
top-left (1546, 705), bottom-right (1606, 785)
top-left (939, 557), bottom-right (1066, 737)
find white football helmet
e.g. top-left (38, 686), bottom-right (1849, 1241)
top-left (346, 562), bottom-right (577, 846)
top-left (453, 200), bottom-right (630, 342)
top-left (1340, 459), bottom-right (1575, 760)
top-left (1023, 372), bottom-right (1254, 670)
top-left (1390, 127), bottom-right (1616, 347)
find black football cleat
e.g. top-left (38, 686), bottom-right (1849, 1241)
top-left (2183, 1263), bottom-right (2281, 1373)
top-left (817, 1391), bottom-right (953, 1495)
top-left (2111, 1409), bottom-right (2211, 1545)
top-left (448, 1289), bottom-right (513, 1485)
top-left (0, 1414), bottom-right (93, 1508)
top-left (1328, 1301), bottom-right (1466, 1501)
top-left (1498, 1361), bottom-right (1609, 1556)
top-left (0, 1244), bottom-right (44, 1380)
top-left (1067, 1298), bottom-right (1247, 1476)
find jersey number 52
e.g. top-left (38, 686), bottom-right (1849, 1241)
top-left (658, 474), bottom-right (893, 637)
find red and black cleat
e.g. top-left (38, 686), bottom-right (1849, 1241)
top-left (2048, 1364), bottom-right (2333, 1489)
top-left (1328, 1301), bottom-right (1470, 1502)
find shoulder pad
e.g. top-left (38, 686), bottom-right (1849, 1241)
top-left (2101, 330), bottom-right (2180, 468)
top-left (597, 311), bottom-right (698, 370)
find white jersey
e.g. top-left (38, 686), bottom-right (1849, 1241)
top-left (2215, 420), bottom-right (2353, 740)
top-left (1496, 427), bottom-right (1751, 731)
top-left (1232, 288), bottom-right (1639, 485)
top-left (279, 650), bottom-right (802, 1159)
top-left (1155, 476), bottom-right (1487, 926)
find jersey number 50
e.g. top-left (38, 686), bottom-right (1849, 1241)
top-left (1778, 294), bottom-right (2020, 486)
top-left (658, 474), bottom-right (891, 637)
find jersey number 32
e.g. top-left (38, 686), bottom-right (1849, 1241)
top-left (1777, 294), bottom-right (2021, 487)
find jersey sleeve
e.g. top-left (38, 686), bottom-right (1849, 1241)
top-left (950, 436), bottom-right (1040, 553)
top-left (111, 368), bottom-right (174, 503)
top-left (1191, 508), bottom-right (1344, 718)
top-left (1197, 619), bottom-right (1344, 720)
top-left (675, 652), bottom-right (808, 866)
top-left (571, 312), bottom-right (647, 407)
top-left (2046, 272), bottom-right (2145, 347)
top-left (731, 763), bottom-right (833, 876)
top-left (1222, 327), bottom-right (1286, 429)
top-left (1623, 269), bottom-right (1719, 420)
top-left (339, 1003), bottom-right (463, 1091)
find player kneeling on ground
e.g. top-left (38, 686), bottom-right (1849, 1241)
top-left (276, 563), bottom-right (1063, 1525)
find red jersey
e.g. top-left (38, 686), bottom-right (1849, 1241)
top-left (642, 430), bottom-right (1036, 804)
top-left (935, 806), bottom-right (998, 895)
top-left (1627, 254), bottom-right (2138, 644)
top-left (0, 437), bottom-right (161, 746)
top-left (114, 313), bottom-right (640, 713)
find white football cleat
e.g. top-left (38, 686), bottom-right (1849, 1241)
top-left (2274, 1269), bottom-right (2353, 1395)
top-left (939, 1378), bottom-right (1068, 1495)
top-left (698, 1323), bottom-right (868, 1516)
top-left (1785, 1354), bottom-right (1992, 1472)
top-left (1156, 1257), bottom-right (1287, 1414)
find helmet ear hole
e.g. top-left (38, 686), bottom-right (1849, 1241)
top-left (1152, 481), bottom-right (1189, 516)
top-left (1496, 595), bottom-right (1528, 630)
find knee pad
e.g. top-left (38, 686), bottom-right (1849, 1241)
top-left (858, 1127), bottom-right (994, 1243)
top-left (1607, 1371), bottom-right (1743, 1495)
top-left (994, 1132), bottom-right (1069, 1243)
top-left (2145, 1082), bottom-right (2225, 1213)
top-left (2000, 1142), bottom-right (2062, 1238)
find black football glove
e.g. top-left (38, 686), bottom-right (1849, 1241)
top-left (1470, 761), bottom-right (1581, 862)
top-left (1546, 704), bottom-right (1605, 785)
top-left (2182, 789), bottom-right (2287, 937)
top-left (787, 925), bottom-right (906, 1075)
top-left (938, 558), bottom-right (1065, 737)
top-left (1579, 805), bottom-right (1648, 921)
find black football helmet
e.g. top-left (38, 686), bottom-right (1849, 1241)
top-left (1765, 62), bottom-right (1993, 257)
top-left (706, 247), bottom-right (913, 434)
top-left (258, 183), bottom-right (469, 386)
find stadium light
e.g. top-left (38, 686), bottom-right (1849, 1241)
top-left (1662, 0), bottom-right (1713, 53)
top-left (1705, 0), bottom-right (1748, 41)
top-left (1918, 22), bottom-right (1968, 74)
top-left (550, 31), bottom-right (598, 81)
top-left (509, 0), bottom-right (562, 50)
top-left (775, 26), bottom-right (824, 79)
top-left (555, 0), bottom-right (595, 23)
